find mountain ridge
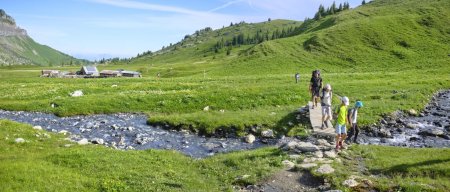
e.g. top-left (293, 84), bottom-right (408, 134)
top-left (0, 9), bottom-right (85, 66)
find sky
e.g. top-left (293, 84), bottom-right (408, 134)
top-left (1, 0), bottom-right (364, 61)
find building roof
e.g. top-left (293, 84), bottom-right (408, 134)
top-left (81, 66), bottom-right (99, 74)
top-left (121, 70), bottom-right (140, 75)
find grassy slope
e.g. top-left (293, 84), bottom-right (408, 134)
top-left (129, 19), bottom-right (302, 77)
top-left (319, 145), bottom-right (450, 191)
top-left (0, 34), bottom-right (84, 66)
top-left (0, 119), bottom-right (284, 191)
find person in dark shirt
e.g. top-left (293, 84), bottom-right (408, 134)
top-left (309, 70), bottom-right (322, 109)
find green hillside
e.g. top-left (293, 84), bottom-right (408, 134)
top-left (129, 19), bottom-right (302, 77)
top-left (0, 9), bottom-right (86, 66)
top-left (128, 0), bottom-right (449, 77)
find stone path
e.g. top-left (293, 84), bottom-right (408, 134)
top-left (308, 101), bottom-right (335, 138)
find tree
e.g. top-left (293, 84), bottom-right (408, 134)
top-left (226, 47), bottom-right (231, 56)
top-left (338, 3), bottom-right (343, 12)
top-left (331, 1), bottom-right (336, 14)
top-left (362, 0), bottom-right (366, 5)
top-left (268, 18), bottom-right (271, 22)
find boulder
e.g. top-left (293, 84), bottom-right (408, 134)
top-left (203, 106), bottom-right (210, 111)
top-left (314, 151), bottom-right (324, 158)
top-left (296, 142), bottom-right (319, 152)
top-left (32, 125), bottom-right (43, 130)
top-left (91, 138), bottom-right (104, 145)
top-left (289, 154), bottom-right (301, 160)
top-left (342, 178), bottom-right (359, 187)
top-left (70, 90), bottom-right (83, 97)
top-left (378, 128), bottom-right (392, 138)
top-left (261, 130), bottom-right (274, 138)
top-left (77, 138), bottom-right (89, 145)
top-left (282, 160), bottom-right (295, 169)
top-left (15, 138), bottom-right (25, 143)
top-left (316, 164), bottom-right (335, 174)
top-left (244, 134), bottom-right (256, 144)
top-left (316, 139), bottom-right (330, 146)
top-left (406, 123), bottom-right (419, 129)
top-left (298, 163), bottom-right (318, 169)
top-left (324, 151), bottom-right (338, 158)
top-left (408, 109), bottom-right (418, 116)
top-left (420, 129), bottom-right (445, 137)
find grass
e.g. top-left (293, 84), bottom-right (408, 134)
top-left (0, 119), bottom-right (285, 191)
top-left (320, 145), bottom-right (450, 191)
top-left (0, 68), bottom-right (448, 136)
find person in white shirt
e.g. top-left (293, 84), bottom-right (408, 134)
top-left (346, 101), bottom-right (364, 143)
top-left (321, 84), bottom-right (332, 129)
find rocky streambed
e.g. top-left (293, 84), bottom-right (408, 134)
top-left (357, 90), bottom-right (450, 148)
top-left (1, 90), bottom-right (449, 159)
top-left (0, 110), bottom-right (271, 158)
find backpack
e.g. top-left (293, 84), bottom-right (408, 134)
top-left (347, 108), bottom-right (357, 122)
top-left (312, 77), bottom-right (322, 88)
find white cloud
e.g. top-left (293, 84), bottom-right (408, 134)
top-left (208, 0), bottom-right (247, 12)
top-left (88, 0), bottom-right (209, 16)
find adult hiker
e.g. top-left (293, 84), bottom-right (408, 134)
top-left (309, 70), bottom-right (322, 109)
top-left (335, 96), bottom-right (349, 151)
top-left (346, 101), bottom-right (364, 144)
top-left (295, 72), bottom-right (300, 83)
top-left (321, 84), bottom-right (333, 129)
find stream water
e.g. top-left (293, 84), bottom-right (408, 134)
top-left (357, 90), bottom-right (450, 148)
top-left (0, 110), bottom-right (268, 158)
top-left (1, 90), bottom-right (448, 158)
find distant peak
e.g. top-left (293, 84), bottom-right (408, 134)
top-left (0, 9), bottom-right (27, 36)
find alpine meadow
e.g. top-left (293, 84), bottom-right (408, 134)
top-left (0, 0), bottom-right (449, 191)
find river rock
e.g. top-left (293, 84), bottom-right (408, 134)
top-left (70, 90), bottom-right (83, 97)
top-left (280, 141), bottom-right (298, 151)
top-left (314, 151), bottom-right (324, 158)
top-left (408, 109), bottom-right (418, 116)
top-left (261, 130), bottom-right (274, 138)
top-left (77, 138), bottom-right (89, 145)
top-left (342, 178), bottom-right (359, 187)
top-left (316, 164), bottom-right (335, 174)
top-left (316, 139), bottom-right (330, 146)
top-left (297, 142), bottom-right (319, 152)
top-left (406, 123), bottom-right (419, 129)
top-left (15, 138), bottom-right (25, 143)
top-left (244, 134), bottom-right (255, 143)
top-left (91, 138), bottom-right (104, 145)
top-left (324, 151), bottom-right (337, 158)
top-left (282, 160), bottom-right (295, 169)
top-left (32, 125), bottom-right (43, 130)
top-left (289, 154), bottom-right (301, 160)
top-left (298, 163), bottom-right (317, 169)
top-left (378, 128), bottom-right (392, 138)
top-left (420, 129), bottom-right (445, 137)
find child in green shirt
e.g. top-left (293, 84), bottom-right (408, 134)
top-left (335, 96), bottom-right (350, 151)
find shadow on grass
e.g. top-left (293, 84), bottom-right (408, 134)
top-left (371, 158), bottom-right (450, 178)
top-left (275, 109), bottom-right (310, 138)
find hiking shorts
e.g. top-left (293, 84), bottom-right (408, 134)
top-left (335, 124), bottom-right (347, 134)
top-left (312, 87), bottom-right (320, 97)
top-left (322, 105), bottom-right (332, 118)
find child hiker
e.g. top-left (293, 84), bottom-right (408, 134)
top-left (346, 101), bottom-right (364, 144)
top-left (335, 96), bottom-right (350, 151)
top-left (321, 84), bottom-right (333, 129)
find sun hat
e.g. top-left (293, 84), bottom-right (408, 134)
top-left (325, 84), bottom-right (331, 90)
top-left (355, 101), bottom-right (363, 108)
top-left (341, 96), bottom-right (349, 106)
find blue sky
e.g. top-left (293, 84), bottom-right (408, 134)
top-left (2, 0), bottom-right (364, 60)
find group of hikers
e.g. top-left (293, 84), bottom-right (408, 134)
top-left (307, 70), bottom-right (364, 151)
